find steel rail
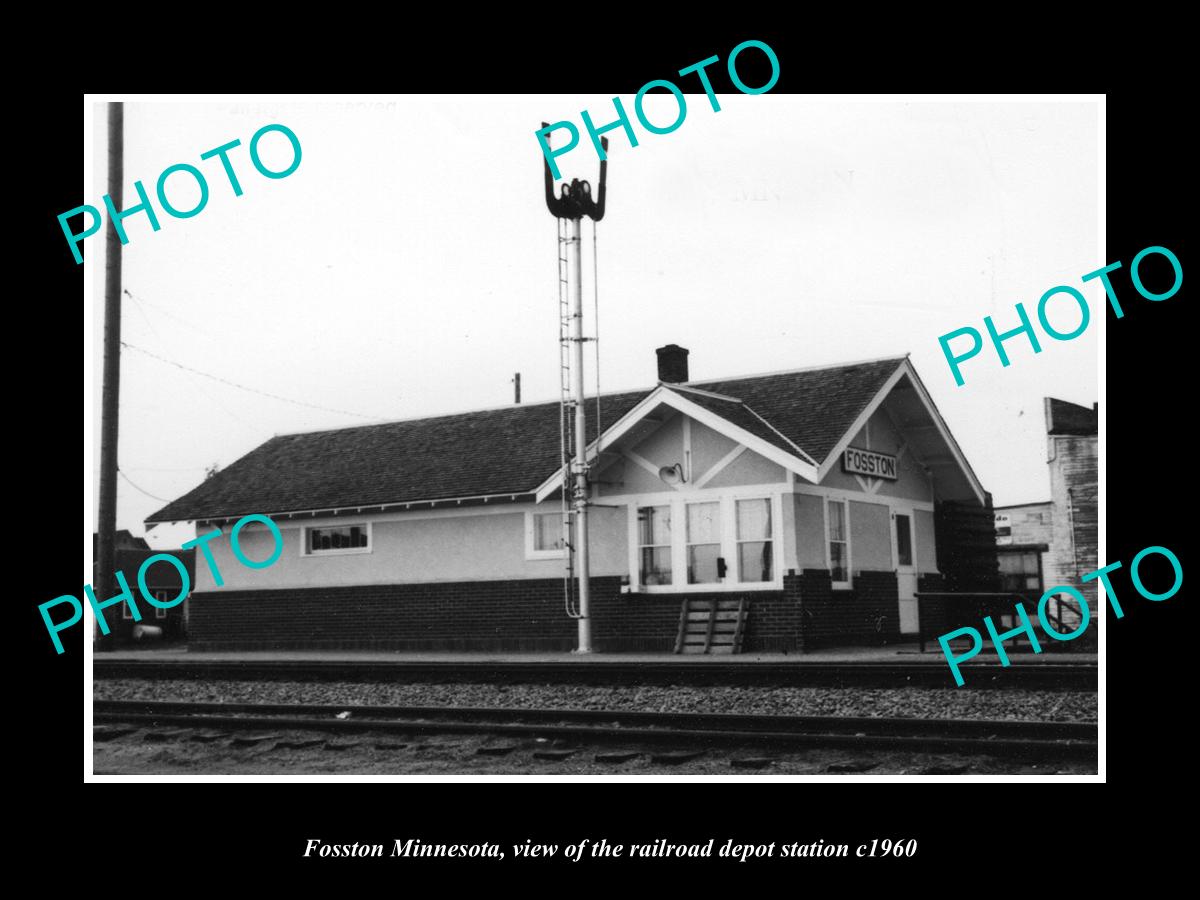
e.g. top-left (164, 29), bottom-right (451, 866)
top-left (94, 699), bottom-right (1097, 758)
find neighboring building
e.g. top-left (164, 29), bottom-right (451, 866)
top-left (994, 501), bottom-right (1051, 598)
top-left (994, 397), bottom-right (1098, 641)
top-left (91, 534), bottom-right (194, 643)
top-left (147, 347), bottom-right (997, 653)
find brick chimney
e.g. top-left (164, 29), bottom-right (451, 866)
top-left (656, 344), bottom-right (690, 383)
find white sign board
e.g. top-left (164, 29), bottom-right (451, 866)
top-left (842, 447), bottom-right (898, 480)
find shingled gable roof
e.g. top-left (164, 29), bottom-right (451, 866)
top-left (146, 357), bottom-right (907, 524)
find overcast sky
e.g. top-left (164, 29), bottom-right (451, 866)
top-left (88, 96), bottom-right (1100, 549)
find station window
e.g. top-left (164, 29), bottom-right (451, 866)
top-left (303, 523), bottom-right (371, 556)
top-left (686, 502), bottom-right (722, 584)
top-left (526, 510), bottom-right (568, 560)
top-left (638, 505), bottom-right (673, 586)
top-left (154, 590), bottom-right (169, 619)
top-left (828, 499), bottom-right (850, 587)
top-left (736, 498), bottom-right (772, 583)
top-left (122, 601), bottom-right (133, 620)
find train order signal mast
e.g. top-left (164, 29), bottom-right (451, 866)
top-left (542, 124), bottom-right (608, 654)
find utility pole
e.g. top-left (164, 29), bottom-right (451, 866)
top-left (541, 125), bottom-right (608, 654)
top-left (96, 102), bottom-right (123, 651)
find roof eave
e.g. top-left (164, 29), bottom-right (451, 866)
top-left (145, 490), bottom-right (539, 527)
top-left (533, 385), bottom-right (820, 502)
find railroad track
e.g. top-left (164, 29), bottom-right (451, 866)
top-left (93, 659), bottom-right (1097, 690)
top-left (93, 699), bottom-right (1097, 758)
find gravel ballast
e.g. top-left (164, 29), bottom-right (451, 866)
top-left (94, 679), bottom-right (1097, 722)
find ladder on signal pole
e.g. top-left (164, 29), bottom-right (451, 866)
top-left (541, 123), bottom-right (608, 649)
top-left (557, 218), bottom-right (579, 619)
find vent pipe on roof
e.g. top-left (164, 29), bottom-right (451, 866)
top-left (513, 372), bottom-right (521, 404)
top-left (656, 344), bottom-right (689, 383)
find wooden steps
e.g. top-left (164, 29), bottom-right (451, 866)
top-left (674, 598), bottom-right (749, 655)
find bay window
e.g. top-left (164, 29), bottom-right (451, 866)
top-left (631, 493), bottom-right (780, 592)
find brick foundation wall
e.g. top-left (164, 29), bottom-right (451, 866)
top-left (190, 569), bottom-right (918, 653)
top-left (188, 577), bottom-right (811, 653)
top-left (590, 589), bottom-right (681, 653)
top-left (188, 578), bottom-right (626, 652)
top-left (797, 568), bottom-right (900, 648)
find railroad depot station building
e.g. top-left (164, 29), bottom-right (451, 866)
top-left (148, 347), bottom-right (1000, 653)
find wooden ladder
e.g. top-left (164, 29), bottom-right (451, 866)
top-left (674, 597), bottom-right (749, 654)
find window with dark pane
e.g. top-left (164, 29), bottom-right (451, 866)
top-left (828, 500), bottom-right (848, 583)
top-left (895, 513), bottom-right (913, 567)
top-left (638, 505), bottom-right (672, 586)
top-left (998, 550), bottom-right (1042, 595)
top-left (736, 498), bottom-right (772, 582)
top-left (308, 524), bottom-right (369, 554)
top-left (686, 502), bottom-right (721, 584)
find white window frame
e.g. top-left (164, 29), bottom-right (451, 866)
top-left (300, 521), bottom-right (373, 557)
top-left (684, 499), bottom-right (723, 586)
top-left (826, 497), bottom-right (852, 589)
top-left (122, 601), bottom-right (133, 620)
top-left (525, 509), bottom-right (568, 560)
top-left (625, 488), bottom-right (784, 594)
top-left (636, 503), bottom-right (674, 586)
top-left (734, 496), bottom-right (775, 585)
top-left (154, 590), bottom-right (169, 619)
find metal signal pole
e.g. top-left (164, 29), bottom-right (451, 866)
top-left (566, 214), bottom-right (591, 653)
top-left (96, 101), bottom-right (123, 650)
top-left (541, 125), bottom-right (608, 655)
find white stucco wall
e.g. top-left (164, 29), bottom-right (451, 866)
top-left (193, 504), bottom-right (628, 592)
top-left (793, 493), bottom-right (827, 569)
top-left (849, 500), bottom-right (893, 571)
top-left (915, 509), bottom-right (937, 574)
top-left (818, 408), bottom-right (934, 502)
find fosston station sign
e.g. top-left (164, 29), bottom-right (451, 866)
top-left (842, 446), bottom-right (898, 480)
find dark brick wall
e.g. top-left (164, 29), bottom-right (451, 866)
top-left (916, 572), bottom-right (953, 640)
top-left (590, 588), bottom-right (681, 653)
top-left (594, 588), bottom-right (802, 653)
top-left (935, 497), bottom-right (1001, 592)
top-left (797, 568), bottom-right (900, 648)
top-left (188, 579), bottom-right (623, 652)
top-left (190, 571), bottom-right (915, 653)
top-left (744, 579), bottom-right (803, 653)
top-left (188, 578), bottom-right (812, 653)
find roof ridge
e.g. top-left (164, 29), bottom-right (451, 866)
top-left (274, 355), bottom-right (911, 440)
top-left (661, 383), bottom-right (742, 402)
top-left (273, 388), bottom-right (650, 439)
top-left (685, 353), bottom-right (909, 387)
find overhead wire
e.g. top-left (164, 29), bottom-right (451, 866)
top-left (121, 341), bottom-right (387, 422)
top-left (117, 468), bottom-right (173, 503)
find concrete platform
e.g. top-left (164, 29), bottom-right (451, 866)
top-left (96, 642), bottom-right (1097, 665)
